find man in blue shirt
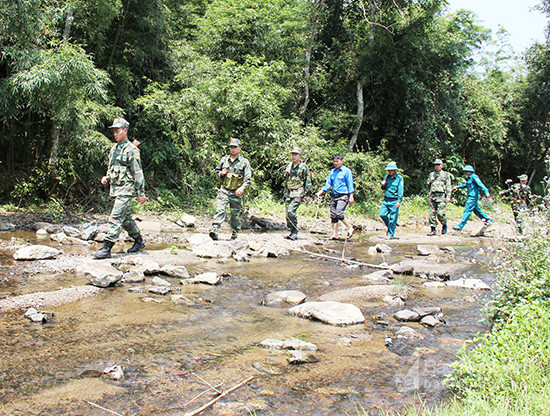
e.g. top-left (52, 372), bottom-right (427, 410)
top-left (316, 154), bottom-right (355, 240)
top-left (380, 161), bottom-right (404, 239)
top-left (452, 165), bottom-right (493, 230)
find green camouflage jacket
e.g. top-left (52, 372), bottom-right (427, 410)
top-left (501, 183), bottom-right (532, 206)
top-left (107, 140), bottom-right (145, 197)
top-left (216, 154), bottom-right (252, 191)
top-left (427, 170), bottom-right (452, 199)
top-left (284, 161), bottom-right (313, 198)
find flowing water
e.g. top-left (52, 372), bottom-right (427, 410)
top-left (0, 231), bottom-right (494, 416)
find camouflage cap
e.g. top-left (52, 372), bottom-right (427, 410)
top-left (518, 174), bottom-right (528, 181)
top-left (108, 118), bottom-right (130, 129)
top-left (229, 138), bottom-right (241, 147)
top-left (433, 158), bottom-right (443, 165)
top-left (290, 146), bottom-right (302, 155)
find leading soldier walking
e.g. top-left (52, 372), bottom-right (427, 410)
top-left (283, 147), bottom-right (312, 240)
top-left (427, 159), bottom-right (452, 236)
top-left (93, 118), bottom-right (146, 259)
top-left (499, 174), bottom-right (532, 233)
top-left (209, 139), bottom-right (252, 241)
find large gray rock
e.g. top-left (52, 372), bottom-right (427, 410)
top-left (394, 309), bottom-right (421, 322)
top-left (373, 243), bottom-right (392, 254)
top-left (81, 221), bottom-right (99, 241)
top-left (320, 285), bottom-right (405, 303)
top-left (420, 315), bottom-right (443, 327)
top-left (176, 214), bottom-right (196, 228)
top-left (260, 338), bottom-right (318, 351)
top-left (288, 350), bottom-right (319, 364)
top-left (263, 290), bottom-right (306, 307)
top-left (62, 225), bottom-right (82, 238)
top-left (0, 223), bottom-right (16, 232)
top-left (152, 276), bottom-right (171, 286)
top-left (192, 242), bottom-right (233, 258)
top-left (160, 264), bottom-right (190, 279)
top-left (33, 222), bottom-right (61, 233)
top-left (84, 263), bottom-right (123, 287)
top-left (417, 245), bottom-right (439, 256)
top-left (362, 269), bottom-right (394, 283)
top-left (396, 326), bottom-right (424, 341)
top-left (148, 286), bottom-right (172, 295)
top-left (13, 245), bottom-right (60, 260)
top-left (411, 306), bottom-right (441, 317)
top-left (289, 301), bottom-right (365, 326)
top-left (122, 270), bottom-right (145, 283)
top-left (390, 259), bottom-right (464, 280)
top-left (446, 278), bottom-right (491, 290)
top-left (184, 272), bottom-right (221, 285)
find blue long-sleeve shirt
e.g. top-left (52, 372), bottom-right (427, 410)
top-left (321, 166), bottom-right (354, 195)
top-left (457, 173), bottom-right (489, 200)
top-left (382, 173), bottom-right (404, 202)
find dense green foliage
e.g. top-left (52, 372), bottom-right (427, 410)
top-left (0, 0), bottom-right (549, 208)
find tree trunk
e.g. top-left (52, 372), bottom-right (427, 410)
top-left (107, 0), bottom-right (131, 69)
top-left (300, 49), bottom-right (311, 117)
top-left (49, 124), bottom-right (60, 168)
top-left (63, 8), bottom-right (74, 41)
top-left (348, 80), bottom-right (364, 151)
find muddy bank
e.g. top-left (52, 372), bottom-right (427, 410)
top-left (0, 211), bottom-right (507, 415)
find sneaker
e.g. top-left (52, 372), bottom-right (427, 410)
top-left (452, 225), bottom-right (462, 231)
top-left (209, 230), bottom-right (219, 241)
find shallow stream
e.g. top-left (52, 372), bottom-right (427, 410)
top-left (0, 231), bottom-right (494, 415)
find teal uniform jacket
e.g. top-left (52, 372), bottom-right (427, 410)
top-left (457, 173), bottom-right (488, 200)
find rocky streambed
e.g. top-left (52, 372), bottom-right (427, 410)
top-left (0, 214), bottom-right (500, 415)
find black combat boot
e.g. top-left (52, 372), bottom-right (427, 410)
top-left (127, 234), bottom-right (145, 253)
top-left (427, 227), bottom-right (437, 236)
top-left (93, 240), bottom-right (115, 259)
top-left (441, 224), bottom-right (448, 235)
top-left (209, 230), bottom-right (219, 240)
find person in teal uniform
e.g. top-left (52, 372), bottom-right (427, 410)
top-left (452, 165), bottom-right (493, 230)
top-left (380, 161), bottom-right (404, 239)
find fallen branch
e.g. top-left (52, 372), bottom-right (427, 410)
top-left (288, 247), bottom-right (391, 269)
top-left (184, 376), bottom-right (254, 416)
top-left (183, 382), bottom-right (224, 407)
top-left (85, 401), bottom-right (125, 416)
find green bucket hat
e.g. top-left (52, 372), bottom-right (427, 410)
top-left (108, 118), bottom-right (130, 129)
top-left (385, 161), bottom-right (399, 171)
top-left (290, 146), bottom-right (302, 155)
top-left (228, 138), bottom-right (241, 147)
top-left (463, 165), bottom-right (475, 172)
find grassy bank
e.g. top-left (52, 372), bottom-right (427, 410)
top-left (396, 211), bottom-right (550, 416)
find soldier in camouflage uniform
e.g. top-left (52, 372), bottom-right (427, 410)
top-left (283, 147), bottom-right (313, 240)
top-left (209, 139), bottom-right (252, 241)
top-left (93, 118), bottom-right (146, 259)
top-left (499, 174), bottom-right (532, 234)
top-left (427, 159), bottom-right (452, 236)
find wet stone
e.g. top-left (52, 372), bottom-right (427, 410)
top-left (374, 243), bottom-right (392, 254)
top-left (184, 272), bottom-right (221, 285)
top-left (148, 286), bottom-right (172, 295)
top-left (289, 301), bottom-right (365, 326)
top-left (33, 222), bottom-right (60, 233)
top-left (81, 221), bottom-right (99, 241)
top-left (417, 245), bottom-right (439, 256)
top-left (262, 290), bottom-right (306, 307)
top-left (36, 229), bottom-right (49, 236)
top-left (394, 309), bottom-right (421, 322)
top-left (84, 263), bottom-right (123, 287)
top-left (446, 278), bottom-right (491, 290)
top-left (103, 365), bottom-right (124, 380)
top-left (24, 307), bottom-right (54, 323)
top-left (396, 326), bottom-right (424, 341)
top-left (288, 350), bottom-right (319, 364)
top-left (233, 250), bottom-right (250, 262)
top-left (411, 307), bottom-right (442, 317)
top-left (421, 315), bottom-right (443, 327)
top-left (362, 269), bottom-right (394, 283)
top-left (0, 223), bottom-right (16, 232)
top-left (128, 287), bottom-right (145, 294)
top-left (259, 338), bottom-right (318, 351)
top-left (62, 225), bottom-right (82, 238)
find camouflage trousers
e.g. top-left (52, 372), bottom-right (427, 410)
top-left (105, 195), bottom-right (140, 243)
top-left (511, 202), bottom-right (528, 233)
top-left (285, 196), bottom-right (302, 231)
top-left (429, 194), bottom-right (447, 227)
top-left (212, 187), bottom-right (242, 232)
